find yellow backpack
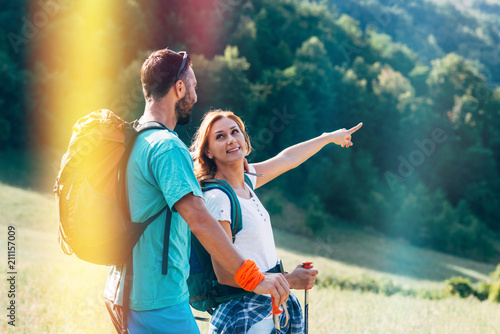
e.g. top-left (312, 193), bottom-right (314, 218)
top-left (54, 109), bottom-right (167, 265)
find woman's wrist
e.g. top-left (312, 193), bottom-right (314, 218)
top-left (321, 132), bottom-right (335, 144)
top-left (284, 272), bottom-right (298, 289)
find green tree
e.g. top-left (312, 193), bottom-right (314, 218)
top-left (368, 31), bottom-right (418, 76)
top-left (294, 36), bottom-right (336, 133)
top-left (0, 1), bottom-right (28, 148)
top-left (426, 53), bottom-right (485, 112)
top-left (186, 47), bottom-right (254, 143)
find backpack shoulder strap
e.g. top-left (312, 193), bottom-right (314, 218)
top-left (243, 174), bottom-right (254, 190)
top-left (201, 179), bottom-right (242, 242)
top-left (128, 120), bottom-right (172, 276)
top-left (133, 120), bottom-right (170, 133)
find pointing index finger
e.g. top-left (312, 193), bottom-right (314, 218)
top-left (347, 122), bottom-right (363, 134)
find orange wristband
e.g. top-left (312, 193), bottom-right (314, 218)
top-left (234, 259), bottom-right (265, 291)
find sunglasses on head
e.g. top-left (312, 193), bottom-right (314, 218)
top-left (176, 51), bottom-right (189, 82)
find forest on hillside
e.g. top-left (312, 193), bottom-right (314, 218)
top-left (1, 0), bottom-right (499, 262)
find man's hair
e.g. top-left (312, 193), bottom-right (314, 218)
top-left (141, 48), bottom-right (192, 101)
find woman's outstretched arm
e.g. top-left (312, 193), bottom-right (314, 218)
top-left (251, 123), bottom-right (362, 189)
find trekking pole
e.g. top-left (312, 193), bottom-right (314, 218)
top-left (302, 261), bottom-right (313, 334)
top-left (271, 296), bottom-right (283, 333)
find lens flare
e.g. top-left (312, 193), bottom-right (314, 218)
top-left (31, 0), bottom-right (126, 150)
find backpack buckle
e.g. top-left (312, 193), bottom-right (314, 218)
top-left (53, 177), bottom-right (60, 194)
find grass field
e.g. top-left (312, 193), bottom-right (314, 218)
top-left (0, 182), bottom-right (499, 334)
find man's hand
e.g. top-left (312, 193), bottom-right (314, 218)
top-left (253, 273), bottom-right (290, 306)
top-left (285, 264), bottom-right (318, 290)
top-left (329, 122), bottom-right (363, 148)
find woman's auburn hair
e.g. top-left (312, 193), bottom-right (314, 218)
top-left (190, 109), bottom-right (252, 181)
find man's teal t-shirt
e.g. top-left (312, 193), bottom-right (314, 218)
top-left (125, 128), bottom-right (202, 311)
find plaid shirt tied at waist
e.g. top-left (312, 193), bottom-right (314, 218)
top-left (209, 292), bottom-right (304, 334)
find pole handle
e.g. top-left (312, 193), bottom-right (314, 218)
top-left (271, 296), bottom-right (283, 315)
top-left (302, 261), bottom-right (313, 290)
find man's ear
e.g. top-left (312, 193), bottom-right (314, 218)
top-left (174, 80), bottom-right (185, 99)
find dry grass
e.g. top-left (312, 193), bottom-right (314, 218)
top-left (0, 182), bottom-right (498, 333)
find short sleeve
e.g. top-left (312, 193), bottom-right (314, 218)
top-left (150, 145), bottom-right (203, 210)
top-left (246, 164), bottom-right (257, 189)
top-left (204, 189), bottom-right (232, 223)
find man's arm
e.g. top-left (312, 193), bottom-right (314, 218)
top-left (175, 193), bottom-right (290, 306)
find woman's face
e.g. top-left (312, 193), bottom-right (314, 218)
top-left (206, 117), bottom-right (247, 166)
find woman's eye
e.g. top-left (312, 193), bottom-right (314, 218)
top-left (216, 134), bottom-right (224, 140)
top-left (232, 129), bottom-right (239, 134)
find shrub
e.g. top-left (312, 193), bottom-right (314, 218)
top-left (316, 274), bottom-right (422, 298)
top-left (315, 272), bottom-right (496, 302)
top-left (398, 287), bottom-right (418, 298)
top-left (304, 194), bottom-right (328, 233)
top-left (488, 264), bottom-right (500, 303)
top-left (260, 189), bottom-right (314, 236)
top-left (417, 288), bottom-right (444, 300)
top-left (379, 278), bottom-right (401, 296)
top-left (357, 275), bottom-right (380, 293)
top-left (386, 184), bottom-right (496, 262)
top-left (315, 275), bottom-right (340, 289)
top-left (474, 281), bottom-right (491, 301)
top-left (488, 282), bottom-right (500, 303)
top-left (444, 276), bottom-right (474, 298)
top-left (490, 264), bottom-right (500, 281)
top-left (260, 189), bottom-right (285, 216)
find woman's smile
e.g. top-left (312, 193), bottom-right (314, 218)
top-left (227, 147), bottom-right (241, 154)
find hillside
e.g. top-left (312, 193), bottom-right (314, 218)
top-left (2, 0), bottom-right (500, 264)
top-left (331, 0), bottom-right (500, 86)
top-left (1, 182), bottom-right (499, 333)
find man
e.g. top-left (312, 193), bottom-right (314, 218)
top-left (104, 48), bottom-right (290, 333)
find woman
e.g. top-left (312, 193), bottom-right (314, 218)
top-left (190, 110), bottom-right (362, 333)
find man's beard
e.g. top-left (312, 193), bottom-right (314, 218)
top-left (175, 89), bottom-right (195, 126)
